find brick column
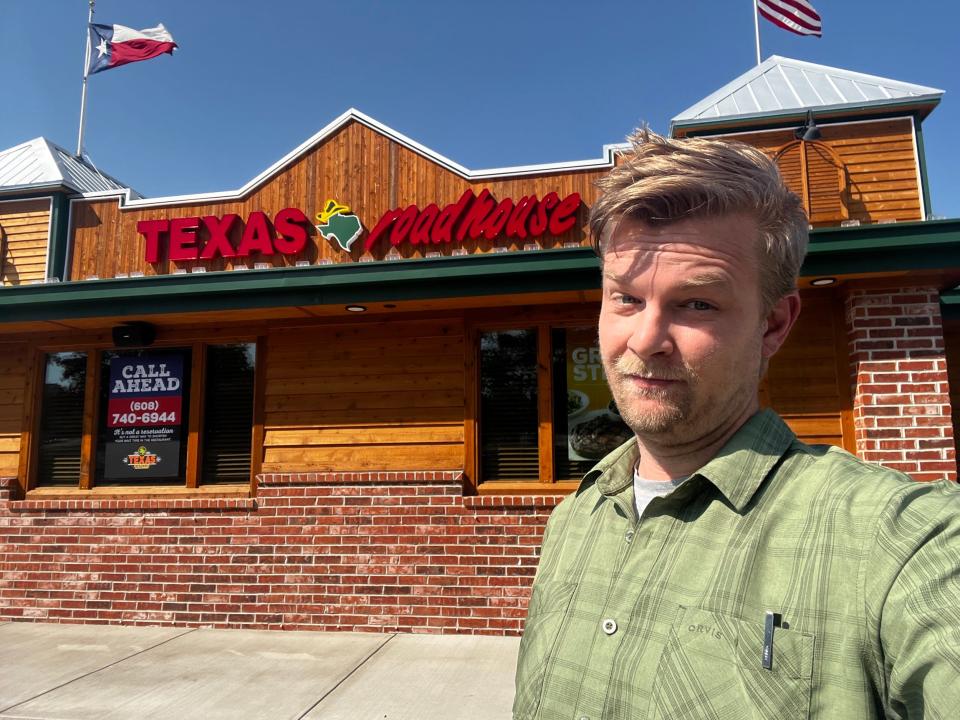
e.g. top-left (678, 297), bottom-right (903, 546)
top-left (846, 287), bottom-right (957, 481)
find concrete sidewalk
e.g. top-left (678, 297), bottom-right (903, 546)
top-left (0, 622), bottom-right (519, 719)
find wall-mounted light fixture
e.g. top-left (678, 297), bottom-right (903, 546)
top-left (794, 109), bottom-right (822, 142)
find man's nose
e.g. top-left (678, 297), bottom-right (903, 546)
top-left (625, 306), bottom-right (674, 358)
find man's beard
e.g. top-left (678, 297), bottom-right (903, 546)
top-left (604, 354), bottom-right (698, 436)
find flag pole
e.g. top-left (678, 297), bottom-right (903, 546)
top-left (76, 0), bottom-right (95, 157)
top-left (753, 0), bottom-right (762, 65)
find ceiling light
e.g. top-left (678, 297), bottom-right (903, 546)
top-left (810, 277), bottom-right (836, 287)
top-left (345, 305), bottom-right (367, 312)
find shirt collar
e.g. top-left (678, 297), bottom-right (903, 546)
top-left (578, 408), bottom-right (796, 512)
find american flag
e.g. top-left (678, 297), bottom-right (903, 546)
top-left (756, 0), bottom-right (822, 37)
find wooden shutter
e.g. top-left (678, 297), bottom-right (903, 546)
top-left (775, 142), bottom-right (805, 202)
top-left (805, 143), bottom-right (848, 224)
top-left (774, 140), bottom-right (849, 227)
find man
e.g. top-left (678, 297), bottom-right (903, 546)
top-left (514, 129), bottom-right (960, 719)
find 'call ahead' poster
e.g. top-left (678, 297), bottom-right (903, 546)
top-left (104, 355), bottom-right (184, 479)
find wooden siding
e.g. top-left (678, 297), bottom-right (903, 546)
top-left (727, 119), bottom-right (922, 224)
top-left (1, 290), bottom-right (856, 485)
top-left (1, 199), bottom-right (50, 286)
top-left (0, 343), bottom-right (27, 476)
top-left (764, 290), bottom-right (854, 449)
top-left (262, 317), bottom-right (465, 472)
top-left (68, 121), bottom-right (607, 280)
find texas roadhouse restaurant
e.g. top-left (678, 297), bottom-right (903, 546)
top-left (1, 56), bottom-right (959, 634)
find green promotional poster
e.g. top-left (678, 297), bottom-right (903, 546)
top-left (565, 328), bottom-right (632, 461)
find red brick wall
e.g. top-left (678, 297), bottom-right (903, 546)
top-left (846, 287), bottom-right (958, 481)
top-left (0, 473), bottom-right (563, 635)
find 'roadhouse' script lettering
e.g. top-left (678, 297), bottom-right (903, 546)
top-left (363, 190), bottom-right (582, 251)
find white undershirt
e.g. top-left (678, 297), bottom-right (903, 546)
top-left (633, 464), bottom-right (688, 517)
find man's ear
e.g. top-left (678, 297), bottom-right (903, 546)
top-left (762, 291), bottom-right (801, 360)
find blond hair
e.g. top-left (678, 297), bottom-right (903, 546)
top-left (589, 128), bottom-right (809, 312)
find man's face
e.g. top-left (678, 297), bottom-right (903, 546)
top-left (599, 213), bottom-right (788, 446)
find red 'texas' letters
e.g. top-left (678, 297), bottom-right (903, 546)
top-left (138, 208), bottom-right (309, 263)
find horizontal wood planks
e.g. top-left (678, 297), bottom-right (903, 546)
top-left (68, 121), bottom-right (607, 280)
top-left (262, 317), bottom-right (465, 472)
top-left (731, 119), bottom-right (922, 224)
top-left (765, 291), bottom-right (849, 448)
top-left (0, 343), bottom-right (27, 476)
top-left (1, 199), bottom-right (50, 286)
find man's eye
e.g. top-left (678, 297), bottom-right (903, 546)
top-left (685, 300), bottom-right (715, 311)
top-left (618, 294), bottom-right (641, 305)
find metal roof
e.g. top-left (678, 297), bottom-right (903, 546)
top-left (0, 137), bottom-right (135, 196)
top-left (671, 55), bottom-right (943, 132)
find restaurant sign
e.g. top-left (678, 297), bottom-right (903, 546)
top-left (136, 189), bottom-right (581, 261)
top-left (104, 354), bottom-right (185, 479)
top-left (363, 190), bottom-right (582, 251)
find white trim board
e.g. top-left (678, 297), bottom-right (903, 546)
top-left (79, 109), bottom-right (629, 211)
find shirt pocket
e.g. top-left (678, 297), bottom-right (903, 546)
top-left (513, 580), bottom-right (577, 719)
top-left (650, 606), bottom-right (815, 720)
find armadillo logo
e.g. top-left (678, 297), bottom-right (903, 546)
top-left (123, 446), bottom-right (161, 470)
top-left (315, 199), bottom-right (364, 251)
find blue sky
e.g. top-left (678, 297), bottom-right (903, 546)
top-left (2, 0), bottom-right (957, 216)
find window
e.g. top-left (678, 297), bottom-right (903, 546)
top-left (479, 329), bottom-right (539, 482)
top-left (36, 352), bottom-right (87, 486)
top-left (202, 344), bottom-right (257, 484)
top-left (95, 348), bottom-right (192, 486)
top-left (472, 320), bottom-right (630, 489)
top-left (552, 327), bottom-right (631, 482)
top-left (27, 339), bottom-right (259, 493)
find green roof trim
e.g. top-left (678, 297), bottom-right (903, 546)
top-left (671, 99), bottom-right (940, 137)
top-left (46, 192), bottom-right (69, 282)
top-left (913, 112), bottom-right (933, 218)
top-left (802, 218), bottom-right (960, 275)
top-left (2, 219), bottom-right (959, 325)
top-left (0, 248), bottom-right (602, 323)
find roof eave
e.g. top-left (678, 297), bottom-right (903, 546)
top-left (3, 220), bottom-right (960, 324)
top-left (0, 182), bottom-right (69, 198)
top-left (669, 96), bottom-right (942, 137)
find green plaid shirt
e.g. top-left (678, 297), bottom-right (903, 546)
top-left (515, 409), bottom-right (960, 719)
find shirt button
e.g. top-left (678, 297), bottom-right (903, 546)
top-left (624, 530), bottom-right (634, 543)
top-left (601, 618), bottom-right (618, 635)
top-left (578, 716), bottom-right (590, 720)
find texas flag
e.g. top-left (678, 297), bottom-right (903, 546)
top-left (87, 23), bottom-right (178, 75)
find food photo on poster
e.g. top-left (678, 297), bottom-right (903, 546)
top-left (563, 328), bottom-right (632, 461)
top-left (103, 353), bottom-right (186, 480)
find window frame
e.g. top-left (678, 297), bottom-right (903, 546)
top-left (16, 333), bottom-right (264, 498)
top-left (466, 306), bottom-right (601, 494)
